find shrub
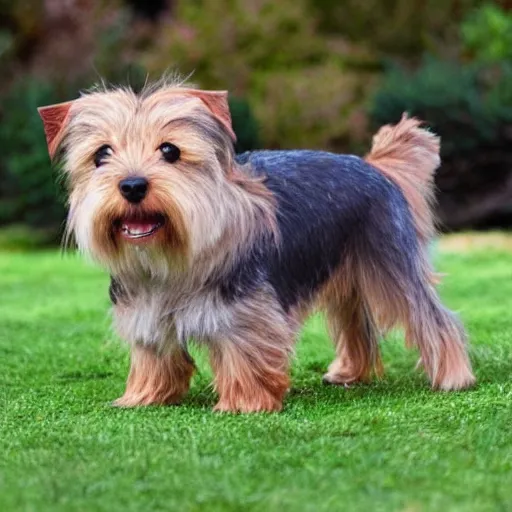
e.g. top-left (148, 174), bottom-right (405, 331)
top-left (310, 0), bottom-right (484, 57)
top-left (142, 0), bottom-right (380, 152)
top-left (0, 79), bottom-right (72, 235)
top-left (229, 96), bottom-right (260, 153)
top-left (461, 3), bottom-right (512, 62)
top-left (369, 58), bottom-right (512, 229)
top-left (370, 59), bottom-right (512, 156)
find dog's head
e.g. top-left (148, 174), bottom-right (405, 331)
top-left (38, 79), bottom-right (268, 277)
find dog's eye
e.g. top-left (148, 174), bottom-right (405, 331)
top-left (94, 145), bottom-right (113, 168)
top-left (159, 142), bottom-right (181, 163)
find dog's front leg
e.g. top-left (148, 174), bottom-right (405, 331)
top-left (113, 344), bottom-right (195, 407)
top-left (209, 339), bottom-right (289, 413)
top-left (208, 303), bottom-right (294, 413)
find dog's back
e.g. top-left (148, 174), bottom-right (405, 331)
top-left (233, 150), bottom-right (414, 312)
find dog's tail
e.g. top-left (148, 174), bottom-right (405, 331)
top-left (365, 113), bottom-right (440, 243)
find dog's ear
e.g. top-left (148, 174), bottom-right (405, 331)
top-left (38, 101), bottom-right (74, 159)
top-left (182, 89), bottom-right (236, 142)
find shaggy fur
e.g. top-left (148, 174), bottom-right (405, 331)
top-left (38, 77), bottom-right (475, 413)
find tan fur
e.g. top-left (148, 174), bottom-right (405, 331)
top-left (320, 259), bottom-right (383, 385)
top-left (114, 344), bottom-right (195, 407)
top-left (209, 291), bottom-right (294, 413)
top-left (402, 283), bottom-right (475, 390)
top-left (323, 289), bottom-right (383, 385)
top-left (49, 80), bottom-right (277, 280)
top-left (365, 114), bottom-right (440, 243)
top-left (321, 254), bottom-right (474, 390)
top-left (321, 121), bottom-right (474, 391)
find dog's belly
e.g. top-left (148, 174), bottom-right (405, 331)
top-left (113, 287), bottom-right (235, 349)
top-left (113, 291), bottom-right (174, 348)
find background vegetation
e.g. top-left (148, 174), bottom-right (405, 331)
top-left (0, 0), bottom-right (511, 241)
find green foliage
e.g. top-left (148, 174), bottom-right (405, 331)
top-left (487, 62), bottom-right (512, 116)
top-left (461, 4), bottom-right (512, 62)
top-left (144, 0), bottom-right (378, 151)
top-left (0, 80), bottom-right (72, 233)
top-left (229, 96), bottom-right (261, 153)
top-left (310, 0), bottom-right (483, 57)
top-left (0, 225), bottom-right (56, 250)
top-left (1, 243), bottom-right (512, 510)
top-left (370, 58), bottom-right (512, 157)
top-left (1, 0), bottom-right (511, 236)
top-left (0, 0), bottom-right (45, 67)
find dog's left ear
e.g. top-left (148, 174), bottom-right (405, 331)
top-left (38, 101), bottom-right (74, 160)
top-left (183, 90), bottom-right (236, 142)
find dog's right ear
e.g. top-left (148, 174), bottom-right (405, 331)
top-left (38, 101), bottom-right (74, 160)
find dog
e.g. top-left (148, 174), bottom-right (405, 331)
top-left (38, 77), bottom-right (475, 412)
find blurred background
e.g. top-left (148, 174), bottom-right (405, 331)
top-left (0, 0), bottom-right (511, 248)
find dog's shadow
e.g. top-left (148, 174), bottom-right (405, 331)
top-left (177, 373), bottom-right (507, 415)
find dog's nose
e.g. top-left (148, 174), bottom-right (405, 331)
top-left (119, 177), bottom-right (148, 204)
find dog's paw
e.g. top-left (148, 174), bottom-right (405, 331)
top-left (112, 392), bottom-right (182, 407)
top-left (322, 370), bottom-right (363, 387)
top-left (213, 396), bottom-right (283, 414)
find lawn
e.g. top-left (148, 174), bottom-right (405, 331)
top-left (1, 234), bottom-right (511, 512)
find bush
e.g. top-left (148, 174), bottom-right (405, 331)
top-left (229, 96), bottom-right (260, 153)
top-left (143, 0), bottom-right (379, 152)
top-left (369, 58), bottom-right (512, 229)
top-left (310, 0), bottom-right (484, 57)
top-left (461, 3), bottom-right (512, 62)
top-left (0, 79), bottom-right (73, 236)
top-left (371, 59), bottom-right (512, 155)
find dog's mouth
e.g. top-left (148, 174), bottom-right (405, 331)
top-left (115, 214), bottom-right (165, 242)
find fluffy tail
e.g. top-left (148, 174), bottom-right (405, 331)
top-left (365, 113), bottom-right (440, 243)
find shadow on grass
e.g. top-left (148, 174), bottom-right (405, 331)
top-left (56, 370), bottom-right (114, 382)
top-left (17, 342), bottom-right (510, 415)
top-left (77, 344), bottom-right (512, 414)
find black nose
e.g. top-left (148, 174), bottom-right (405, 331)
top-left (118, 177), bottom-right (148, 204)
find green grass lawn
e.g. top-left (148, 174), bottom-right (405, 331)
top-left (1, 236), bottom-right (511, 512)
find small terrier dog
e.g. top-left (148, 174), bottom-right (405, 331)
top-left (38, 77), bottom-right (475, 412)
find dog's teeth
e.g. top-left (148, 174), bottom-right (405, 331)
top-left (119, 221), bottom-right (161, 238)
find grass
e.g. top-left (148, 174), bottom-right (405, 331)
top-left (1, 235), bottom-right (512, 512)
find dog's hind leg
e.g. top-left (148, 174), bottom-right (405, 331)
top-left (357, 241), bottom-right (475, 391)
top-left (402, 275), bottom-right (475, 390)
top-left (322, 282), bottom-right (383, 386)
top-left (322, 215), bottom-right (474, 390)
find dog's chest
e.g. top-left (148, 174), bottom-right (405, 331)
top-left (114, 285), bottom-right (235, 348)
